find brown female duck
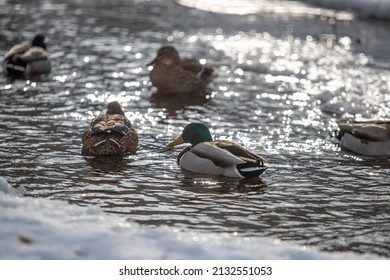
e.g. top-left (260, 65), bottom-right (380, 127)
top-left (147, 45), bottom-right (218, 95)
top-left (82, 102), bottom-right (138, 156)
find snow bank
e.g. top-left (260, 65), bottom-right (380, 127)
top-left (0, 178), bottom-right (377, 259)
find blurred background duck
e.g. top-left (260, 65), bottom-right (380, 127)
top-left (82, 101), bottom-right (138, 156)
top-left (3, 34), bottom-right (51, 81)
top-left (167, 123), bottom-right (267, 178)
top-left (335, 119), bottom-right (390, 156)
top-left (147, 45), bottom-right (218, 95)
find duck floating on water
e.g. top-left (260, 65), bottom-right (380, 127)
top-left (167, 123), bottom-right (267, 178)
top-left (335, 119), bottom-right (390, 156)
top-left (82, 101), bottom-right (138, 156)
top-left (147, 45), bottom-right (218, 95)
top-left (3, 34), bottom-right (51, 81)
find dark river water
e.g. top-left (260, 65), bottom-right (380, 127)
top-left (0, 0), bottom-right (389, 258)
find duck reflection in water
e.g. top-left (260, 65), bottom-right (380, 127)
top-left (83, 155), bottom-right (129, 173)
top-left (149, 91), bottom-right (214, 116)
top-left (177, 171), bottom-right (268, 194)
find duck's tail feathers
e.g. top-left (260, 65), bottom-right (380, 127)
top-left (91, 123), bottom-right (129, 137)
top-left (197, 66), bottom-right (218, 82)
top-left (237, 161), bottom-right (267, 177)
top-left (3, 56), bottom-right (27, 79)
top-left (329, 130), bottom-right (342, 141)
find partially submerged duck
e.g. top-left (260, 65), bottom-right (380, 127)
top-left (167, 123), bottom-right (267, 178)
top-left (335, 119), bottom-right (390, 156)
top-left (147, 45), bottom-right (218, 95)
top-left (82, 101), bottom-right (138, 156)
top-left (3, 34), bottom-right (51, 80)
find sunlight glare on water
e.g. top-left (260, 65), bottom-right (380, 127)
top-left (0, 0), bottom-right (389, 258)
top-left (177, 0), bottom-right (354, 19)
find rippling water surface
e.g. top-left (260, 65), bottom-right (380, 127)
top-left (1, 0), bottom-right (389, 257)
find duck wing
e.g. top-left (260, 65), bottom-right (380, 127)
top-left (351, 124), bottom-right (390, 142)
top-left (20, 46), bottom-right (49, 62)
top-left (191, 140), bottom-right (267, 176)
top-left (190, 140), bottom-right (267, 166)
top-left (91, 114), bottom-right (131, 137)
top-left (4, 44), bottom-right (29, 60)
top-left (190, 141), bottom-right (245, 167)
top-left (214, 140), bottom-right (267, 177)
top-left (172, 65), bottom-right (204, 86)
top-left (338, 121), bottom-right (390, 142)
top-left (215, 140), bottom-right (266, 163)
top-left (181, 57), bottom-right (217, 82)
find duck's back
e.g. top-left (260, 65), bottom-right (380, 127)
top-left (181, 57), bottom-right (217, 83)
top-left (150, 57), bottom-right (217, 95)
top-left (178, 140), bottom-right (266, 178)
top-left (338, 121), bottom-right (390, 141)
top-left (3, 44), bottom-right (50, 79)
top-left (337, 120), bottom-right (390, 156)
top-left (82, 114), bottom-right (138, 156)
top-left (4, 44), bottom-right (30, 60)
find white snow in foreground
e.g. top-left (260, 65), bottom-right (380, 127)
top-left (0, 177), bottom-right (378, 260)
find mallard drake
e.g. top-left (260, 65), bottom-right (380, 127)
top-left (335, 119), bottom-right (390, 156)
top-left (3, 34), bottom-right (51, 80)
top-left (167, 123), bottom-right (267, 178)
top-left (147, 45), bottom-right (218, 95)
top-left (82, 101), bottom-right (138, 156)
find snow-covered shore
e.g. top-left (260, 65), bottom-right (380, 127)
top-left (0, 178), bottom-right (379, 260)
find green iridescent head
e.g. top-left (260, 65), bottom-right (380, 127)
top-left (167, 123), bottom-right (213, 148)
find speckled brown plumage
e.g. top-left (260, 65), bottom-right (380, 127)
top-left (148, 45), bottom-right (218, 95)
top-left (81, 102), bottom-right (138, 156)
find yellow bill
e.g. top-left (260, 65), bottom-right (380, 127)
top-left (167, 135), bottom-right (184, 148)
